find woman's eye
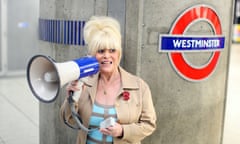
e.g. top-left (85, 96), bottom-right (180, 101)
top-left (109, 49), bottom-right (116, 53)
top-left (97, 49), bottom-right (105, 54)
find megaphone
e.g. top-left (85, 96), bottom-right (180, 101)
top-left (26, 55), bottom-right (99, 103)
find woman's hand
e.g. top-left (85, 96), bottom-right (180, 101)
top-left (66, 80), bottom-right (80, 97)
top-left (66, 80), bottom-right (85, 102)
top-left (100, 122), bottom-right (123, 138)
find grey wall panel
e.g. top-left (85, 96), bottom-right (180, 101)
top-left (7, 0), bottom-right (39, 72)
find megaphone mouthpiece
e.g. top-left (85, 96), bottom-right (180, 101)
top-left (44, 71), bottom-right (58, 82)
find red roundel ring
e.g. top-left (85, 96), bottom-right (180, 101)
top-left (168, 5), bottom-right (222, 81)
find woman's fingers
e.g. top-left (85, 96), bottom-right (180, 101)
top-left (66, 80), bottom-right (80, 96)
top-left (99, 123), bottom-right (123, 137)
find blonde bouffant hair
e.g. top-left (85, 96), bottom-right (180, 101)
top-left (83, 16), bottom-right (122, 61)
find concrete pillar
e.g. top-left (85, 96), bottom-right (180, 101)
top-left (38, 0), bottom-right (234, 144)
top-left (124, 1), bottom-right (233, 144)
top-left (38, 1), bottom-right (104, 144)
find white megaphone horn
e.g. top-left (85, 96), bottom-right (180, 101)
top-left (26, 55), bottom-right (99, 103)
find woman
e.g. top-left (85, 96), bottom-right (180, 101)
top-left (60, 16), bottom-right (156, 144)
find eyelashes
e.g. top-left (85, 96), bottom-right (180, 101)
top-left (97, 49), bottom-right (116, 54)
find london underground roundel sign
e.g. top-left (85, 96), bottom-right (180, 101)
top-left (159, 5), bottom-right (225, 82)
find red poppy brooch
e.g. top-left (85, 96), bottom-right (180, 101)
top-left (122, 91), bottom-right (130, 101)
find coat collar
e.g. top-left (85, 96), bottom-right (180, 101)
top-left (85, 66), bottom-right (139, 90)
top-left (83, 66), bottom-right (139, 103)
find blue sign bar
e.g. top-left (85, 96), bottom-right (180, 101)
top-left (159, 35), bottom-right (225, 52)
top-left (39, 18), bottom-right (86, 46)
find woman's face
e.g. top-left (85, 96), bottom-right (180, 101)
top-left (95, 48), bottom-right (120, 75)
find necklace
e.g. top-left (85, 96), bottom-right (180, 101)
top-left (103, 89), bottom-right (107, 95)
top-left (99, 73), bottom-right (121, 97)
top-left (100, 78), bottom-right (108, 96)
top-left (98, 75), bottom-right (121, 105)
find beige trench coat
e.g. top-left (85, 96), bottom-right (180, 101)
top-left (60, 67), bottom-right (157, 144)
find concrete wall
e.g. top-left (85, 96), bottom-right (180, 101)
top-left (38, 0), bottom-right (234, 144)
top-left (125, 1), bottom-right (233, 144)
top-left (39, 1), bottom-right (96, 144)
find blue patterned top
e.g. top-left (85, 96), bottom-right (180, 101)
top-left (87, 101), bottom-right (117, 144)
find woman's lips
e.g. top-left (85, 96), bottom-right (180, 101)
top-left (101, 61), bottom-right (112, 64)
